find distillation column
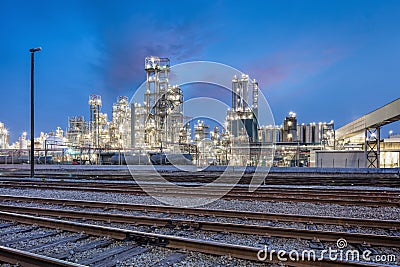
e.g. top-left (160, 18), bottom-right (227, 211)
top-left (89, 95), bottom-right (102, 148)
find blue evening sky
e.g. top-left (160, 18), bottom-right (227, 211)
top-left (0, 0), bottom-right (399, 141)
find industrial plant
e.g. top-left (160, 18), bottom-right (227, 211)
top-left (0, 56), bottom-right (399, 168)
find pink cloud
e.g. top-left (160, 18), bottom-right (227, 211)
top-left (94, 18), bottom-right (213, 95)
top-left (244, 45), bottom-right (347, 91)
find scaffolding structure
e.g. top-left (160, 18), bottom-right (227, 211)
top-left (131, 103), bottom-right (146, 149)
top-left (0, 122), bottom-right (9, 149)
top-left (365, 127), bottom-right (380, 168)
top-left (227, 74), bottom-right (259, 142)
top-left (89, 95), bottom-right (101, 147)
top-left (141, 56), bottom-right (184, 151)
top-left (66, 116), bottom-right (89, 147)
top-left (88, 95), bottom-right (110, 148)
top-left (110, 96), bottom-right (131, 149)
top-left (194, 120), bottom-right (210, 165)
top-left (179, 123), bottom-right (191, 144)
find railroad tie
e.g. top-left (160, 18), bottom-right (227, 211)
top-left (152, 252), bottom-right (187, 267)
top-left (95, 246), bottom-right (149, 267)
top-left (0, 226), bottom-right (37, 237)
top-left (78, 245), bottom-right (134, 266)
top-left (0, 231), bottom-right (60, 246)
top-left (49, 238), bottom-right (114, 260)
top-left (0, 223), bottom-right (15, 229)
top-left (28, 234), bottom-right (86, 253)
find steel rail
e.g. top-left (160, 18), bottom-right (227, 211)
top-left (2, 179), bottom-right (399, 194)
top-left (0, 211), bottom-right (390, 267)
top-left (2, 180), bottom-right (400, 198)
top-left (0, 195), bottom-right (398, 230)
top-left (1, 204), bottom-right (399, 248)
top-left (1, 183), bottom-right (398, 206)
top-left (0, 245), bottom-right (87, 267)
top-left (1, 171), bottom-right (399, 187)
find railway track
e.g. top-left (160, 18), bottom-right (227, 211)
top-left (1, 168), bottom-right (400, 187)
top-left (1, 203), bottom-right (400, 248)
top-left (0, 210), bottom-right (395, 267)
top-left (1, 195), bottom-right (399, 230)
top-left (0, 245), bottom-right (86, 267)
top-left (1, 180), bottom-right (399, 207)
top-left (2, 178), bottom-right (400, 195)
top-left (1, 172), bottom-right (399, 266)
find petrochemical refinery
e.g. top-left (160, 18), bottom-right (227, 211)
top-left (0, 56), bottom-right (399, 168)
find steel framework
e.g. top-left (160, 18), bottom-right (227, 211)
top-left (365, 127), bottom-right (380, 168)
top-left (143, 56), bottom-right (183, 151)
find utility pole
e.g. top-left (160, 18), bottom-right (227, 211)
top-left (29, 47), bottom-right (42, 177)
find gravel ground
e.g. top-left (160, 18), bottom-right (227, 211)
top-left (1, 200), bottom-right (397, 237)
top-left (0, 188), bottom-right (399, 221)
top-left (0, 218), bottom-right (398, 266)
top-left (37, 217), bottom-right (400, 264)
top-left (126, 249), bottom-right (274, 267)
top-left (0, 186), bottom-right (399, 266)
top-left (2, 177), bottom-right (400, 191)
top-left (0, 220), bottom-right (273, 267)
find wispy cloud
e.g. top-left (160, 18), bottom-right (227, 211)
top-left (90, 14), bottom-right (214, 97)
top-left (244, 45), bottom-right (347, 93)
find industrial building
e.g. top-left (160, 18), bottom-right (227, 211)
top-left (0, 56), bottom-right (399, 167)
top-left (66, 116), bottom-right (89, 148)
top-left (110, 96), bottom-right (131, 149)
top-left (226, 74), bottom-right (259, 142)
top-left (0, 122), bottom-right (9, 149)
top-left (131, 56), bottom-right (184, 152)
top-left (0, 55), bottom-right (340, 166)
top-left (65, 96), bottom-right (132, 148)
top-left (332, 98), bottom-right (400, 168)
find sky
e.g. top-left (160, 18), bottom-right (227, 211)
top-left (0, 0), bottom-right (399, 142)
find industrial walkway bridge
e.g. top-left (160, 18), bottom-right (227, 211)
top-left (335, 98), bottom-right (400, 168)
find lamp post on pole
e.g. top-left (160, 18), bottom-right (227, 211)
top-left (29, 47), bottom-right (42, 178)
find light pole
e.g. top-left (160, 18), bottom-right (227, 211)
top-left (29, 47), bottom-right (42, 177)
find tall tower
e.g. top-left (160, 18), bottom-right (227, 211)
top-left (0, 122), bottom-right (9, 149)
top-left (227, 74), bottom-right (259, 142)
top-left (89, 94), bottom-right (102, 147)
top-left (142, 56), bottom-right (183, 151)
top-left (282, 112), bottom-right (297, 142)
top-left (251, 79), bottom-right (259, 120)
top-left (144, 56), bottom-right (170, 148)
top-left (110, 96), bottom-right (131, 148)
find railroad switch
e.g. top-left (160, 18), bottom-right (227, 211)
top-left (126, 233), bottom-right (169, 246)
top-left (166, 220), bottom-right (200, 230)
